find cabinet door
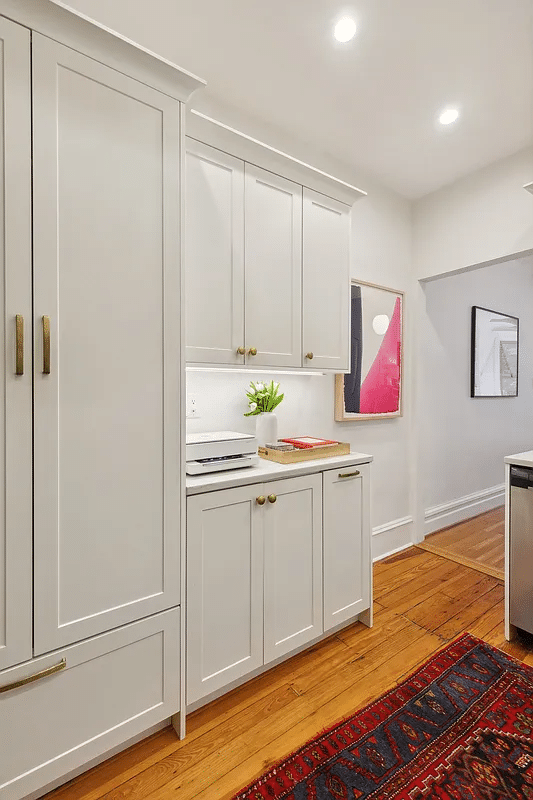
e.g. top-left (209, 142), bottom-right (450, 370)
top-left (264, 475), bottom-right (322, 664)
top-left (0, 18), bottom-right (32, 672)
top-left (323, 466), bottom-right (371, 631)
top-left (185, 140), bottom-right (245, 364)
top-left (303, 189), bottom-right (350, 371)
top-left (187, 485), bottom-right (264, 704)
top-left (32, 35), bottom-right (182, 653)
top-left (245, 165), bottom-right (302, 367)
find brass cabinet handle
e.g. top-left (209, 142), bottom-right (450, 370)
top-left (0, 658), bottom-right (66, 695)
top-left (306, 352), bottom-right (314, 360)
top-left (268, 494), bottom-right (277, 503)
top-left (236, 346), bottom-right (246, 355)
top-left (248, 347), bottom-right (257, 356)
top-left (15, 315), bottom-right (24, 375)
top-left (42, 315), bottom-right (51, 374)
top-left (256, 495), bottom-right (266, 505)
top-left (338, 470), bottom-right (360, 479)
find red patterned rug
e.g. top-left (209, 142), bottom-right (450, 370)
top-left (233, 633), bottom-right (533, 799)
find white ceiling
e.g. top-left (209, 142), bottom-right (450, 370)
top-left (66, 0), bottom-right (533, 198)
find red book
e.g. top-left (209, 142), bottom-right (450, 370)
top-left (279, 437), bottom-right (338, 450)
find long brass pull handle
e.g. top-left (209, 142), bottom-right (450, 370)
top-left (15, 315), bottom-right (24, 375)
top-left (256, 495), bottom-right (266, 505)
top-left (338, 470), bottom-right (360, 479)
top-left (42, 316), bottom-right (50, 374)
top-left (268, 494), bottom-right (277, 504)
top-left (0, 658), bottom-right (66, 695)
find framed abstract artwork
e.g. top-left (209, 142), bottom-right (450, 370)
top-left (335, 280), bottom-right (403, 421)
top-left (471, 306), bottom-right (518, 397)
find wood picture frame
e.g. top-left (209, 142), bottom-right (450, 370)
top-left (470, 305), bottom-right (519, 397)
top-left (335, 279), bottom-right (404, 421)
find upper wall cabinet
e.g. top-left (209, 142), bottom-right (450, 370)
top-left (185, 140), bottom-right (245, 365)
top-left (184, 121), bottom-right (364, 372)
top-left (244, 165), bottom-right (302, 368)
top-left (303, 189), bottom-right (350, 371)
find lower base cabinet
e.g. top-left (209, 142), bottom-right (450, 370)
top-left (323, 466), bottom-right (370, 630)
top-left (186, 474), bottom-right (323, 705)
top-left (0, 609), bottom-right (180, 800)
top-left (186, 460), bottom-right (371, 707)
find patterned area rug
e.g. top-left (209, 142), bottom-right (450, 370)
top-left (233, 633), bottom-right (533, 799)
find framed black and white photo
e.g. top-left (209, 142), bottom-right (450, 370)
top-left (471, 306), bottom-right (518, 397)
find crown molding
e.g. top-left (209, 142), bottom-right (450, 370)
top-left (0, 0), bottom-right (206, 102)
top-left (187, 109), bottom-right (366, 205)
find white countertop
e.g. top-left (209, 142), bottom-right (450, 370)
top-left (504, 450), bottom-right (533, 468)
top-left (186, 452), bottom-right (373, 495)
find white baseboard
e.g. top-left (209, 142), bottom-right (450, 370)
top-left (372, 516), bottom-right (414, 561)
top-left (424, 484), bottom-right (504, 536)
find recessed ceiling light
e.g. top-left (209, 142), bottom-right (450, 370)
top-left (439, 108), bottom-right (459, 125)
top-left (334, 17), bottom-right (357, 43)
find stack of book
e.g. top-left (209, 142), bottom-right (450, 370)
top-left (259, 437), bottom-right (350, 464)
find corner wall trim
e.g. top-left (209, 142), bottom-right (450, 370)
top-left (424, 484), bottom-right (504, 536)
top-left (372, 516), bottom-right (414, 562)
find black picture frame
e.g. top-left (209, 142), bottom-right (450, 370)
top-left (470, 305), bottom-right (519, 398)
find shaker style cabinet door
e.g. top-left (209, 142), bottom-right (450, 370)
top-left (245, 164), bottom-right (302, 368)
top-left (187, 485), bottom-right (264, 704)
top-left (0, 18), bottom-right (32, 672)
top-left (32, 34), bottom-right (182, 654)
top-left (185, 139), bottom-right (245, 364)
top-left (323, 465), bottom-right (371, 631)
top-left (263, 474), bottom-right (323, 664)
top-left (302, 188), bottom-right (350, 371)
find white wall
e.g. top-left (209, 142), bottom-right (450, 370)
top-left (414, 146), bottom-right (533, 280)
top-left (419, 256), bottom-right (533, 534)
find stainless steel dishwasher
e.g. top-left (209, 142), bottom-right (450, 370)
top-left (510, 466), bottom-right (533, 634)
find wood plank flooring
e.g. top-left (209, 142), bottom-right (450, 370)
top-left (44, 546), bottom-right (525, 800)
top-left (419, 506), bottom-right (504, 580)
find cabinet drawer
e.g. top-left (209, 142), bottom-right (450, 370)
top-left (0, 608), bottom-right (180, 800)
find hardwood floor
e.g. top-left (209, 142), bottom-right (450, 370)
top-left (419, 506), bottom-right (504, 580)
top-left (44, 546), bottom-right (525, 800)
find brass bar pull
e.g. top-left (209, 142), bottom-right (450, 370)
top-left (42, 316), bottom-right (50, 374)
top-left (15, 315), bottom-right (24, 375)
top-left (338, 470), bottom-right (360, 479)
top-left (0, 658), bottom-right (66, 695)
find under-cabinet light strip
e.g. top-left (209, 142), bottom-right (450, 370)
top-left (186, 367), bottom-right (326, 376)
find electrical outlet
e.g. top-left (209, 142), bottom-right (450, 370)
top-left (186, 394), bottom-right (198, 418)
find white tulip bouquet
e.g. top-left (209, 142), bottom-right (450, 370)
top-left (244, 380), bottom-right (284, 416)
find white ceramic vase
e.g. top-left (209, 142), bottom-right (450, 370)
top-left (255, 411), bottom-right (278, 448)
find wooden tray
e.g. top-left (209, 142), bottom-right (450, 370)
top-left (258, 442), bottom-right (350, 463)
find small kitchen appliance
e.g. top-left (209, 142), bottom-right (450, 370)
top-left (186, 431), bottom-right (259, 475)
